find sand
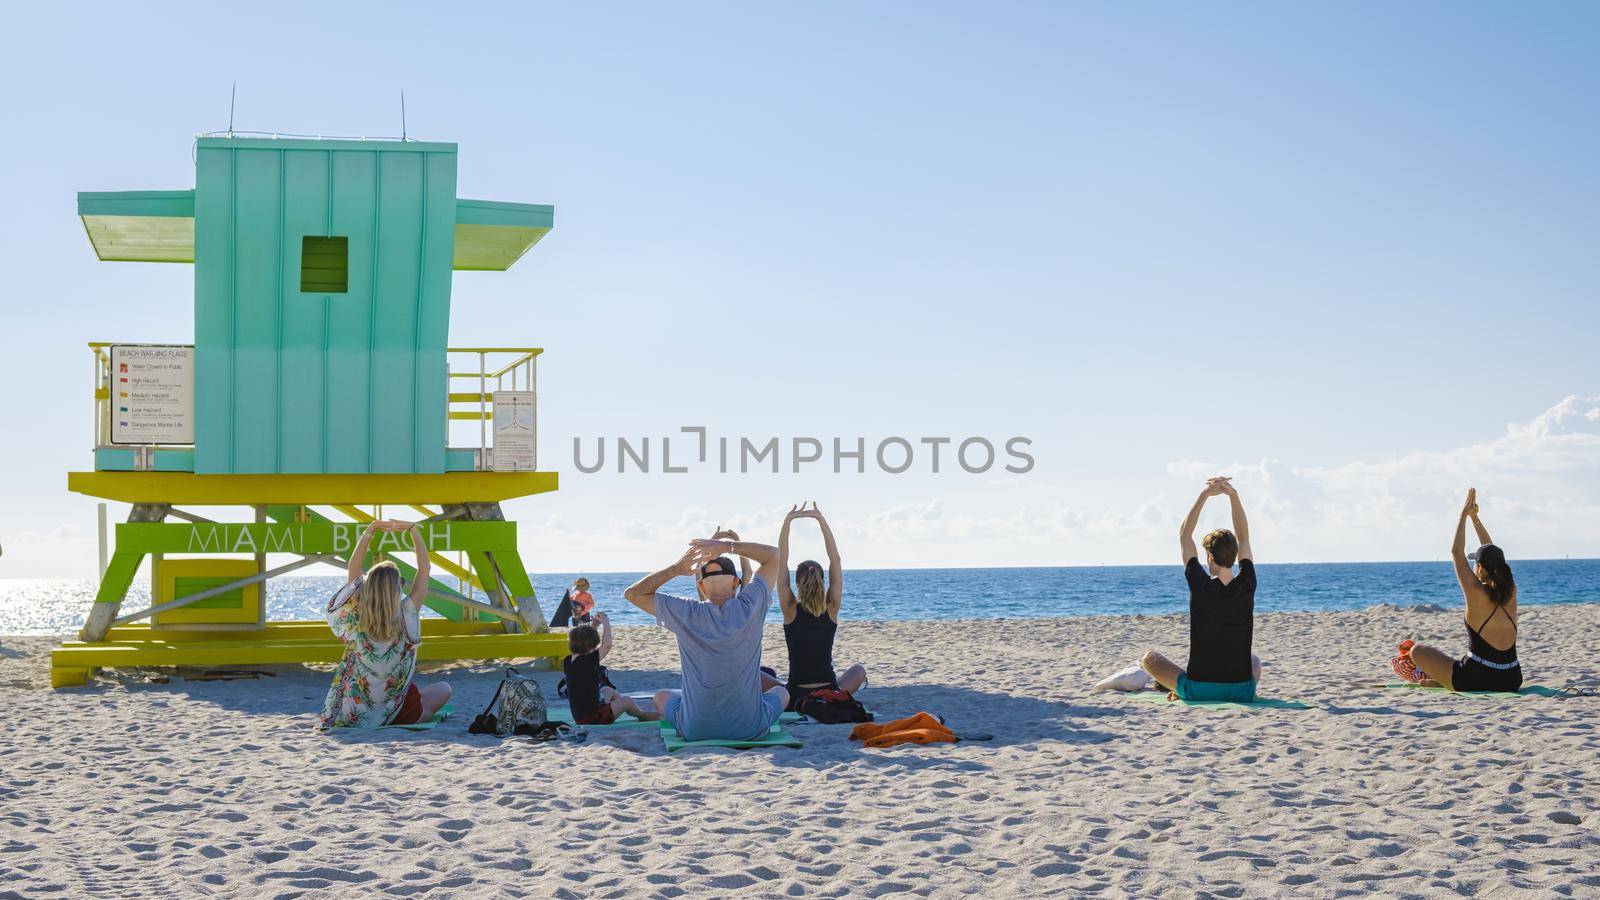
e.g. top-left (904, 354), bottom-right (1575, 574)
top-left (2, 603), bottom-right (1599, 898)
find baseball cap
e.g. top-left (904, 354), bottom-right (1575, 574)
top-left (1468, 544), bottom-right (1504, 566)
top-left (698, 556), bottom-right (737, 580)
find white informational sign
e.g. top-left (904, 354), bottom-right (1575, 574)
top-left (492, 391), bottom-right (536, 471)
top-left (110, 344), bottom-right (195, 445)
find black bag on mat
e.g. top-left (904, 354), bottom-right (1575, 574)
top-left (797, 688), bottom-right (873, 724)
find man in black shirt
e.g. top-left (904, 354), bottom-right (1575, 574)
top-left (1140, 477), bottom-right (1262, 702)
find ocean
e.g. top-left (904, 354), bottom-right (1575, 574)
top-left (1, 559), bottom-right (1596, 635)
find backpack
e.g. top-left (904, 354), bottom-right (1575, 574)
top-left (468, 667), bottom-right (548, 736)
top-left (796, 688), bottom-right (872, 725)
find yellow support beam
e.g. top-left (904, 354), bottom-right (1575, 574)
top-left (448, 410), bottom-right (491, 421)
top-left (102, 619), bottom-right (506, 642)
top-left (67, 471), bottom-right (557, 505)
top-left (52, 630), bottom-right (569, 676)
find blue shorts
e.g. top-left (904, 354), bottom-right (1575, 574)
top-left (661, 689), bottom-right (786, 741)
top-left (1176, 674), bottom-right (1257, 703)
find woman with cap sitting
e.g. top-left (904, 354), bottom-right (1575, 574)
top-left (1394, 488), bottom-right (1522, 692)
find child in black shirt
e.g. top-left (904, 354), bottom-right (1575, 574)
top-left (564, 613), bottom-right (659, 725)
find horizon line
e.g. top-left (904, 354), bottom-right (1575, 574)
top-left (4, 556), bottom-right (1596, 581)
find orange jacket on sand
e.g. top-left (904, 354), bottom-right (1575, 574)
top-left (849, 712), bottom-right (957, 748)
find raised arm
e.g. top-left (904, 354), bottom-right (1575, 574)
top-left (713, 527), bottom-right (753, 585)
top-left (1451, 488), bottom-right (1479, 598)
top-left (1469, 500), bottom-right (1492, 547)
top-left (595, 612), bottom-right (614, 661)
top-left (347, 520), bottom-right (381, 583)
top-left (776, 510), bottom-right (798, 611)
top-left (1219, 482), bottom-right (1251, 562)
top-left (407, 523), bottom-right (431, 611)
top-left (691, 536), bottom-right (780, 587)
top-left (813, 504), bottom-right (844, 611)
top-left (1178, 486), bottom-right (1211, 564)
top-left (623, 547), bottom-right (698, 617)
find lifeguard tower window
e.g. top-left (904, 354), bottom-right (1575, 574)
top-left (300, 236), bottom-right (349, 293)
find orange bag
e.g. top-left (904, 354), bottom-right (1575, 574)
top-left (849, 712), bottom-right (957, 748)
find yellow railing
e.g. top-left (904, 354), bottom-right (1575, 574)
top-left (89, 343), bottom-right (541, 471)
top-left (446, 347), bottom-right (542, 470)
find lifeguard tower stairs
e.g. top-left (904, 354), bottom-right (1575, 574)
top-left (53, 133), bottom-right (568, 687)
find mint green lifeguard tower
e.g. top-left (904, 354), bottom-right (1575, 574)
top-left (54, 133), bottom-right (566, 687)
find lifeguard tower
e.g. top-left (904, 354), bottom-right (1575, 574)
top-left (53, 133), bottom-right (568, 687)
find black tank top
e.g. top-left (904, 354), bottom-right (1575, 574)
top-left (784, 604), bottom-right (838, 687)
top-left (1465, 603), bottom-right (1517, 665)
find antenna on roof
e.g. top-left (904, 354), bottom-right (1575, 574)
top-left (228, 83), bottom-right (237, 136)
top-left (400, 91), bottom-right (408, 141)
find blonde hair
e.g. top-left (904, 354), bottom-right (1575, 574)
top-left (357, 561), bottom-right (405, 644)
top-left (574, 577), bottom-right (590, 592)
top-left (795, 560), bottom-right (827, 617)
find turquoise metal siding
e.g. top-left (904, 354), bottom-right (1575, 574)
top-left (153, 449), bottom-right (196, 472)
top-left (445, 448), bottom-right (478, 472)
top-left (94, 448), bottom-right (137, 471)
top-left (192, 138), bottom-right (458, 474)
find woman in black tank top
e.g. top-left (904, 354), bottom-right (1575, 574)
top-left (765, 503), bottom-right (867, 710)
top-left (1401, 488), bottom-right (1521, 692)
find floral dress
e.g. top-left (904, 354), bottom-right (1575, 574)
top-left (319, 577), bottom-right (422, 729)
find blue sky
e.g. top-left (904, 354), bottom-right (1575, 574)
top-left (2, 3), bottom-right (1597, 576)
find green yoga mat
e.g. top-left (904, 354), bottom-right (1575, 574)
top-left (1381, 683), bottom-right (1578, 698)
top-left (1129, 692), bottom-right (1314, 710)
top-left (378, 703), bottom-right (454, 731)
top-left (660, 720), bottom-right (803, 751)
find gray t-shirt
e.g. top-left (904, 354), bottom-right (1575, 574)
top-left (654, 575), bottom-right (775, 741)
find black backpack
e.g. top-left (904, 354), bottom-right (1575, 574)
top-left (797, 688), bottom-right (872, 724)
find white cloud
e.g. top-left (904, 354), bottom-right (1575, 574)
top-left (1162, 395), bottom-right (1600, 560)
top-left (806, 395), bottom-right (1600, 563)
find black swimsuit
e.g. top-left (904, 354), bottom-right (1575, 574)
top-left (783, 605), bottom-right (839, 709)
top-left (1451, 604), bottom-right (1521, 692)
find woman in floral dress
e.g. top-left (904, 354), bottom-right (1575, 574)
top-left (320, 519), bottom-right (452, 728)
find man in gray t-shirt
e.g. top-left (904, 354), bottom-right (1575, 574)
top-left (624, 536), bottom-right (789, 741)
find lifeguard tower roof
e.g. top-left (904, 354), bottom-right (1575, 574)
top-left (77, 135), bottom-right (553, 477)
top-left (80, 137), bottom-right (553, 270)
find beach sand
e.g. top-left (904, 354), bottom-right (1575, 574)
top-left (3, 603), bottom-right (1598, 898)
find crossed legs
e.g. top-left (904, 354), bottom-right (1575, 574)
top-left (1405, 643), bottom-right (1455, 690)
top-left (1140, 651), bottom-right (1263, 699)
top-left (415, 681), bottom-right (452, 721)
top-left (652, 686), bottom-right (790, 728)
top-left (759, 662), bottom-right (868, 694)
